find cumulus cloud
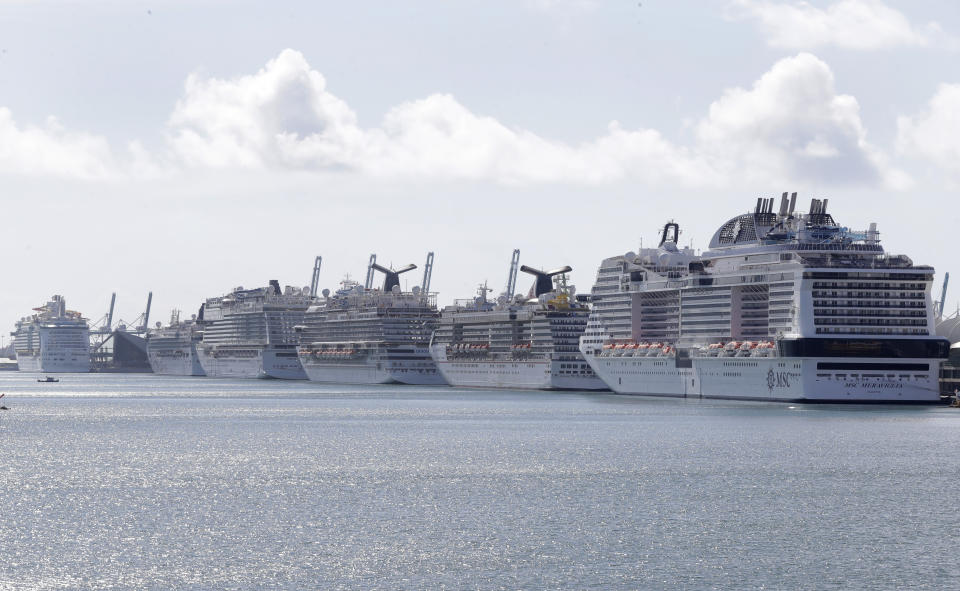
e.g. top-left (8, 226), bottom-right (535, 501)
top-left (0, 48), bottom-right (903, 187)
top-left (0, 109), bottom-right (118, 179)
top-left (897, 84), bottom-right (960, 179)
top-left (727, 0), bottom-right (952, 50)
top-left (695, 52), bottom-right (906, 187)
top-left (165, 49), bottom-right (901, 188)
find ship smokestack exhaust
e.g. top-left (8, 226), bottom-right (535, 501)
top-left (370, 262), bottom-right (417, 292)
top-left (520, 265), bottom-right (573, 297)
top-left (778, 192), bottom-right (789, 216)
top-left (269, 280), bottom-right (281, 295)
top-left (659, 222), bottom-right (680, 246)
top-left (789, 192), bottom-right (797, 215)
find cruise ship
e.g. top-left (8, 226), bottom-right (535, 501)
top-left (430, 253), bottom-right (606, 390)
top-left (12, 295), bottom-right (91, 373)
top-left (145, 309), bottom-right (205, 376)
top-left (580, 194), bottom-right (950, 403)
top-left (196, 280), bottom-right (312, 379)
top-left (297, 255), bottom-right (445, 385)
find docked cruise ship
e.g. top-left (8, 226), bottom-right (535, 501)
top-left (145, 309), bottom-right (205, 376)
top-left (196, 281), bottom-right (312, 379)
top-left (297, 257), bottom-right (444, 385)
top-left (12, 295), bottom-right (91, 373)
top-left (580, 194), bottom-right (950, 403)
top-left (430, 256), bottom-right (606, 390)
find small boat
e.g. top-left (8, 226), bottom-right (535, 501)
top-left (37, 376), bottom-right (60, 383)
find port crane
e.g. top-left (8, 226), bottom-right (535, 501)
top-left (420, 252), bottom-right (434, 294)
top-left (89, 292), bottom-right (153, 370)
top-left (310, 256), bottom-right (323, 298)
top-left (504, 249), bottom-right (520, 298)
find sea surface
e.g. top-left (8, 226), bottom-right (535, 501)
top-left (0, 373), bottom-right (958, 590)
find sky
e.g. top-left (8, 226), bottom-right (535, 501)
top-left (0, 0), bottom-right (958, 335)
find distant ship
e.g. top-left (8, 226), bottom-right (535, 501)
top-left (298, 254), bottom-right (445, 385)
top-left (196, 280), bottom-right (312, 379)
top-left (145, 309), bottom-right (205, 376)
top-left (581, 194), bottom-right (950, 403)
top-left (429, 251), bottom-right (605, 390)
top-left (12, 295), bottom-right (90, 373)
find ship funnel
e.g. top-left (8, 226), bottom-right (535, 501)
top-left (659, 222), bottom-right (680, 246)
top-left (778, 192), bottom-right (789, 216)
top-left (370, 263), bottom-right (417, 292)
top-left (788, 192), bottom-right (797, 215)
top-left (755, 198), bottom-right (763, 214)
top-left (269, 279), bottom-right (282, 295)
top-left (520, 264), bottom-right (572, 297)
top-left (821, 198), bottom-right (828, 213)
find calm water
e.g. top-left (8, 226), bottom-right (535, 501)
top-left (0, 373), bottom-right (958, 590)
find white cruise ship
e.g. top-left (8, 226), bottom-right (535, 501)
top-left (298, 257), bottom-right (444, 385)
top-left (196, 280), bottom-right (312, 379)
top-left (580, 194), bottom-right (950, 403)
top-left (12, 295), bottom-right (91, 373)
top-left (145, 309), bottom-right (205, 376)
top-left (430, 256), bottom-right (606, 391)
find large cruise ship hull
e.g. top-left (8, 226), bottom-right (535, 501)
top-left (585, 354), bottom-right (942, 403)
top-left (16, 352), bottom-right (90, 373)
top-left (300, 346), bottom-right (446, 386)
top-left (196, 346), bottom-right (307, 380)
top-left (146, 345), bottom-right (205, 376)
top-left (431, 346), bottom-right (607, 390)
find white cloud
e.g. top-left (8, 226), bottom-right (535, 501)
top-left (0, 49), bottom-right (903, 188)
top-left (727, 0), bottom-right (952, 50)
top-left (695, 52), bottom-right (907, 188)
top-left (897, 83), bottom-right (960, 179)
top-left (165, 49), bottom-right (902, 188)
top-left (0, 109), bottom-right (117, 180)
top-left (167, 50), bottom-right (362, 170)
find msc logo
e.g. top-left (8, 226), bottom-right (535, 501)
top-left (767, 368), bottom-right (791, 392)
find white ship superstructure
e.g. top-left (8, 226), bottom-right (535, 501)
top-left (581, 194), bottom-right (950, 403)
top-left (196, 280), bottom-right (312, 379)
top-left (430, 255), bottom-right (606, 391)
top-left (12, 295), bottom-right (90, 373)
top-left (298, 256), bottom-right (444, 385)
top-left (146, 309), bottom-right (205, 376)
